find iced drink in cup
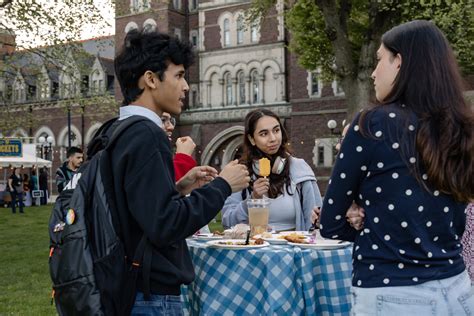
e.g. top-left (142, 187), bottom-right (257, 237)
top-left (247, 199), bottom-right (270, 236)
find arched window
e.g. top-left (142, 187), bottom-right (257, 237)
top-left (308, 70), bottom-right (322, 98)
top-left (251, 70), bottom-right (259, 104)
top-left (225, 72), bottom-right (232, 105)
top-left (251, 22), bottom-right (258, 43)
top-left (238, 71), bottom-right (245, 104)
top-left (173, 0), bottom-right (181, 10)
top-left (143, 19), bottom-right (157, 33)
top-left (124, 22), bottom-right (139, 33)
top-left (237, 16), bottom-right (244, 44)
top-left (223, 19), bottom-right (230, 47)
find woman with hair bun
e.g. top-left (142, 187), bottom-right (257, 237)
top-left (321, 20), bottom-right (474, 314)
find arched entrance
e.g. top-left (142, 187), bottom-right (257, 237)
top-left (201, 126), bottom-right (244, 169)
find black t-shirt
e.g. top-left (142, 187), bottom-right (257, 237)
top-left (9, 174), bottom-right (23, 192)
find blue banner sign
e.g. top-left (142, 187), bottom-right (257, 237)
top-left (0, 139), bottom-right (22, 157)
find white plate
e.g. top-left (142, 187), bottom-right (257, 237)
top-left (288, 239), bottom-right (351, 250)
top-left (263, 236), bottom-right (288, 245)
top-left (263, 238), bottom-right (288, 245)
top-left (207, 239), bottom-right (270, 250)
top-left (279, 231), bottom-right (312, 236)
top-left (194, 233), bottom-right (223, 241)
top-left (253, 233), bottom-right (288, 245)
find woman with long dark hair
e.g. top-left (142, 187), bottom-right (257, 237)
top-left (222, 109), bottom-right (322, 232)
top-left (320, 20), bottom-right (474, 314)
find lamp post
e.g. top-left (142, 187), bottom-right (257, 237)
top-left (38, 135), bottom-right (53, 160)
top-left (327, 119), bottom-right (338, 135)
top-left (67, 106), bottom-right (72, 149)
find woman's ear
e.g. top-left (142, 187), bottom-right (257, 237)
top-left (395, 53), bottom-right (402, 69)
top-left (247, 135), bottom-right (255, 146)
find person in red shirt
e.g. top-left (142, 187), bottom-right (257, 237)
top-left (161, 112), bottom-right (197, 181)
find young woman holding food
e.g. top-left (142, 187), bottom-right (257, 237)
top-left (221, 109), bottom-right (322, 232)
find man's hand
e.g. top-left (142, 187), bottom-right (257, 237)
top-left (176, 166), bottom-right (218, 196)
top-left (176, 136), bottom-right (196, 156)
top-left (346, 202), bottom-right (365, 230)
top-left (218, 160), bottom-right (250, 193)
top-left (251, 177), bottom-right (269, 199)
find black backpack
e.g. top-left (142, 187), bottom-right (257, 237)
top-left (48, 116), bottom-right (151, 316)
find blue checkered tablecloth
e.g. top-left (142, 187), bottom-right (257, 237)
top-left (181, 239), bottom-right (353, 315)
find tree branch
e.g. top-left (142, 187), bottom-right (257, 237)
top-left (339, 0), bottom-right (351, 35)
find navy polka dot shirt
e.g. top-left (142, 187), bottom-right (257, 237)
top-left (320, 103), bottom-right (467, 288)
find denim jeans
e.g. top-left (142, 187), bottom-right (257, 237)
top-left (351, 271), bottom-right (474, 315)
top-left (11, 191), bottom-right (24, 213)
top-left (131, 291), bottom-right (183, 316)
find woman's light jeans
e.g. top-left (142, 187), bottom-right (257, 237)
top-left (351, 271), bottom-right (474, 315)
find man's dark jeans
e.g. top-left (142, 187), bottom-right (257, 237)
top-left (11, 191), bottom-right (24, 213)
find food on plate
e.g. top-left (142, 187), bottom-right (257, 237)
top-left (259, 158), bottom-right (271, 177)
top-left (257, 232), bottom-right (273, 239)
top-left (212, 230), bottom-right (224, 236)
top-left (217, 238), bottom-right (264, 246)
top-left (223, 223), bottom-right (250, 239)
top-left (254, 238), bottom-right (264, 245)
top-left (283, 233), bottom-right (308, 243)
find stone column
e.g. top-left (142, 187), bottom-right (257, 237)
top-left (232, 77), bottom-right (238, 105)
top-left (206, 81), bottom-right (211, 108)
top-left (246, 76), bottom-right (251, 105)
top-left (218, 78), bottom-right (225, 107)
top-left (259, 74), bottom-right (265, 104)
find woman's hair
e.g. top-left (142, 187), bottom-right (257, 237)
top-left (240, 109), bottom-right (292, 198)
top-left (364, 20), bottom-right (473, 202)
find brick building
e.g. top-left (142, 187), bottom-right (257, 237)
top-left (0, 32), bottom-right (117, 194)
top-left (116, 0), bottom-right (350, 193)
top-left (2, 1), bottom-right (472, 195)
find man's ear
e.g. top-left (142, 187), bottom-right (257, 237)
top-left (247, 135), bottom-right (255, 146)
top-left (143, 70), bottom-right (158, 89)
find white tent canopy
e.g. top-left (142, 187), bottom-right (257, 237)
top-left (0, 144), bottom-right (53, 202)
top-left (0, 143), bottom-right (52, 167)
top-left (0, 153), bottom-right (52, 168)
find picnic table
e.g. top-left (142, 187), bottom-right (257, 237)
top-left (181, 238), bottom-right (353, 315)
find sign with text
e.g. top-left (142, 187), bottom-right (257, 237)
top-left (32, 190), bottom-right (44, 198)
top-left (0, 139), bottom-right (22, 157)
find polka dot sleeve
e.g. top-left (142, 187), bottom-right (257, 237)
top-left (320, 112), bottom-right (380, 241)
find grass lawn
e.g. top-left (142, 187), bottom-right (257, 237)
top-left (0, 204), bottom-right (223, 315)
top-left (0, 205), bottom-right (56, 315)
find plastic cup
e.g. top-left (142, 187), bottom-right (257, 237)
top-left (247, 198), bottom-right (270, 236)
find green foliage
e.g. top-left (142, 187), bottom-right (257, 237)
top-left (248, 0), bottom-right (472, 113)
top-left (1, 0), bottom-right (112, 48)
top-left (395, 1), bottom-right (473, 74)
top-left (0, 1), bottom-right (116, 135)
top-left (282, 0), bottom-right (473, 76)
top-left (285, 0), bottom-right (334, 79)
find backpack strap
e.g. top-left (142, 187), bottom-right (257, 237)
top-left (131, 235), bottom-right (152, 300)
top-left (106, 116), bottom-right (149, 149)
top-left (102, 115), bottom-right (154, 300)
